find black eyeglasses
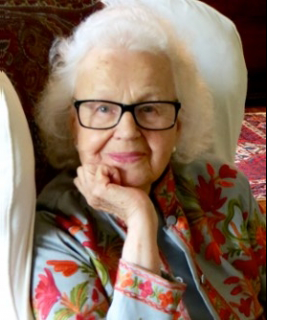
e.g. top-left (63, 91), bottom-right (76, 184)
top-left (74, 100), bottom-right (181, 130)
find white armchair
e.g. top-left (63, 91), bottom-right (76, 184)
top-left (0, 72), bottom-right (35, 320)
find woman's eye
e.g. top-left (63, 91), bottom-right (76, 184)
top-left (141, 106), bottom-right (157, 113)
top-left (96, 105), bottom-right (110, 113)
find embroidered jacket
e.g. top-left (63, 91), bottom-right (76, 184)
top-left (31, 157), bottom-right (266, 319)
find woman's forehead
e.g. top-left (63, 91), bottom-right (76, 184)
top-left (74, 49), bottom-right (176, 100)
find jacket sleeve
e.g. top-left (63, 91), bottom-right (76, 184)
top-left (108, 259), bottom-right (186, 319)
top-left (31, 209), bottom-right (186, 320)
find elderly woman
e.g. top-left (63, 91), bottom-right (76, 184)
top-left (31, 2), bottom-right (266, 320)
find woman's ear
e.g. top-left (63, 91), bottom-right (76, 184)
top-left (176, 119), bottom-right (182, 141)
top-left (49, 37), bottom-right (69, 70)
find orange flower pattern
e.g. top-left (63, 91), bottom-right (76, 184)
top-left (114, 260), bottom-right (185, 314)
top-left (159, 291), bottom-right (174, 308)
top-left (47, 260), bottom-right (79, 277)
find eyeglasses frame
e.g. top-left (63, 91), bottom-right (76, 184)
top-left (73, 99), bottom-right (181, 130)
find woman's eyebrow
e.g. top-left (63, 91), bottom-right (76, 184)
top-left (133, 89), bottom-right (175, 102)
top-left (75, 90), bottom-right (173, 102)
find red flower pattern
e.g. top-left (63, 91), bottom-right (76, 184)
top-left (207, 286), bottom-right (218, 301)
top-left (243, 211), bottom-right (249, 220)
top-left (173, 310), bottom-right (182, 320)
top-left (231, 285), bottom-right (243, 295)
top-left (219, 308), bottom-right (233, 320)
top-left (92, 288), bottom-right (99, 303)
top-left (76, 315), bottom-right (95, 320)
top-left (211, 227), bottom-right (226, 245)
top-left (255, 226), bottom-right (266, 247)
top-left (238, 297), bottom-right (253, 317)
top-left (232, 258), bottom-right (259, 279)
top-left (217, 180), bottom-right (235, 187)
top-left (224, 276), bottom-right (240, 285)
top-left (56, 215), bottom-right (86, 235)
top-left (93, 277), bottom-right (108, 304)
top-left (82, 218), bottom-right (99, 252)
top-left (34, 268), bottom-right (61, 320)
top-left (206, 163), bottom-right (215, 177)
top-left (205, 241), bottom-right (222, 265)
top-left (195, 176), bottom-right (227, 214)
top-left (139, 281), bottom-right (153, 298)
top-left (219, 164), bottom-right (238, 179)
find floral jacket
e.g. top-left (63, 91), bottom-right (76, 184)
top-left (31, 156), bottom-right (266, 320)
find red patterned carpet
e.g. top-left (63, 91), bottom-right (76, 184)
top-left (235, 112), bottom-right (266, 201)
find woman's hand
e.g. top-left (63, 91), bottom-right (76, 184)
top-left (73, 163), bottom-right (157, 228)
top-left (74, 163), bottom-right (161, 274)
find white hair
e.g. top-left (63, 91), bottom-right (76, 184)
top-left (35, 2), bottom-right (214, 168)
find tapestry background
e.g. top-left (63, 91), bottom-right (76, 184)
top-left (1, 1), bottom-right (103, 191)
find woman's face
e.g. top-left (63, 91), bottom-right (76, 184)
top-left (73, 49), bottom-right (180, 193)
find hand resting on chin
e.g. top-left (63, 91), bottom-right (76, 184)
top-left (74, 163), bottom-right (161, 275)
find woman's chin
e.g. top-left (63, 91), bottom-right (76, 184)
top-left (119, 171), bottom-right (153, 193)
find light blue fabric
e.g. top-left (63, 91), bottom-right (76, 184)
top-left (157, 216), bottom-right (213, 319)
top-left (31, 156), bottom-right (266, 319)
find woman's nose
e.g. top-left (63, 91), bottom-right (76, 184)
top-left (113, 112), bottom-right (141, 139)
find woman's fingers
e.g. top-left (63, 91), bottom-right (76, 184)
top-left (108, 167), bottom-right (122, 185)
top-left (74, 164), bottom-right (122, 208)
top-left (76, 165), bottom-right (88, 189)
top-left (73, 163), bottom-right (154, 225)
top-left (85, 163), bottom-right (97, 175)
top-left (73, 176), bottom-right (81, 191)
top-left (94, 165), bottom-right (111, 186)
top-left (95, 165), bottom-right (122, 186)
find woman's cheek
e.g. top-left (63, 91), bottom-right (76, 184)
top-left (78, 130), bottom-right (109, 154)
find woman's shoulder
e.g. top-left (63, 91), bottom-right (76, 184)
top-left (36, 169), bottom-right (83, 213)
top-left (172, 153), bottom-right (248, 183)
top-left (35, 169), bottom-right (121, 237)
top-left (172, 153), bottom-right (254, 210)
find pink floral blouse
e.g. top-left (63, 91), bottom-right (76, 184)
top-left (31, 157), bottom-right (266, 319)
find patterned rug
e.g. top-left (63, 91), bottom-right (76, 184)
top-left (235, 112), bottom-right (266, 201)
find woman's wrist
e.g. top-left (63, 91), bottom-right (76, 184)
top-left (126, 202), bottom-right (158, 229)
top-left (122, 210), bottom-right (161, 275)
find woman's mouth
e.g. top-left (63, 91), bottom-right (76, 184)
top-left (108, 152), bottom-right (146, 163)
